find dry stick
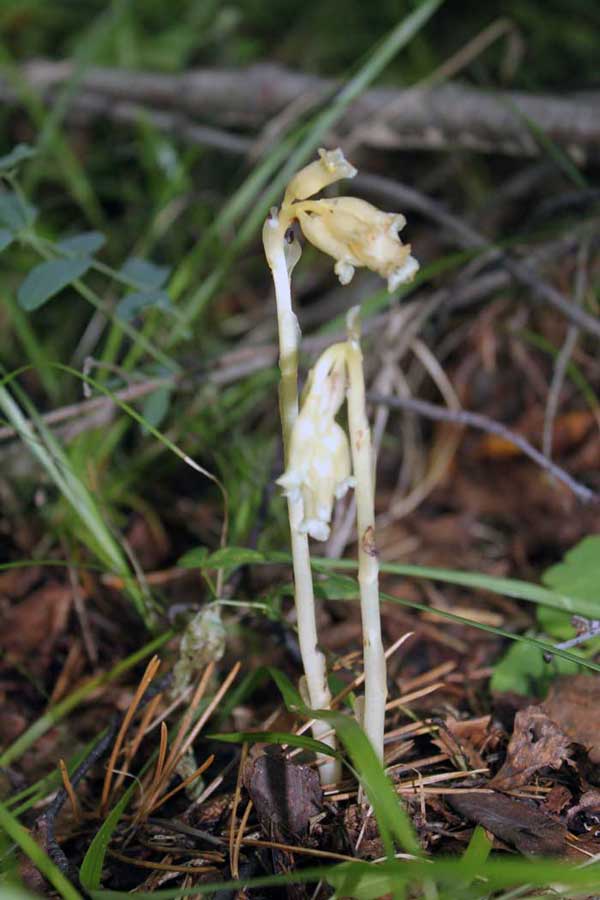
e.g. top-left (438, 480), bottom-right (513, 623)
top-left (345, 307), bottom-right (385, 761)
top-left (159, 661), bottom-right (215, 782)
top-left (228, 742), bottom-right (249, 876)
top-left (149, 754), bottom-right (214, 814)
top-left (154, 721), bottom-right (169, 784)
top-left (58, 759), bottom-right (81, 824)
top-left (291, 632), bottom-right (414, 748)
top-left (263, 213), bottom-right (338, 784)
top-left (172, 661), bottom-right (241, 764)
top-left (356, 172), bottom-right (600, 340)
top-left (111, 692), bottom-right (162, 796)
top-left (231, 799), bottom-right (253, 881)
top-left (36, 670), bottom-right (171, 876)
top-left (367, 392), bottom-right (598, 505)
top-left (9, 60), bottom-right (600, 158)
top-left (542, 238), bottom-right (591, 459)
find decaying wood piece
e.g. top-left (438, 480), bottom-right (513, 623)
top-left (3, 60), bottom-right (600, 159)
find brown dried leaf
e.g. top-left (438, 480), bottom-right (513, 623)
top-left (0, 566), bottom-right (41, 599)
top-left (243, 749), bottom-right (322, 838)
top-left (343, 804), bottom-right (385, 859)
top-left (1, 582), bottom-right (72, 673)
top-left (542, 676), bottom-right (600, 764)
top-left (449, 792), bottom-right (568, 856)
top-left (490, 706), bottom-right (573, 791)
top-left (434, 715), bottom-right (492, 769)
top-left (544, 784), bottom-right (573, 815)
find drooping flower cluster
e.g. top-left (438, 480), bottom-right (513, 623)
top-left (277, 343), bottom-right (354, 541)
top-left (272, 147), bottom-right (419, 292)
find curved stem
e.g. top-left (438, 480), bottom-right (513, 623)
top-left (263, 213), bottom-right (339, 784)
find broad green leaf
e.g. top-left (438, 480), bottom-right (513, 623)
top-left (120, 257), bottom-right (170, 289)
top-left (490, 636), bottom-right (580, 696)
top-left (17, 257), bottom-right (91, 311)
top-left (542, 535), bottom-right (600, 608)
top-left (57, 231), bottom-right (106, 256)
top-left (0, 143), bottom-right (36, 171)
top-left (0, 192), bottom-right (37, 232)
top-left (0, 229), bottom-right (13, 252)
top-left (0, 885), bottom-right (44, 900)
top-left (536, 604), bottom-right (575, 640)
top-left (115, 289), bottom-right (171, 321)
top-left (79, 781), bottom-right (136, 891)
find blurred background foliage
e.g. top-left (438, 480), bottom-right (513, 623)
top-left (1, 0), bottom-right (599, 86)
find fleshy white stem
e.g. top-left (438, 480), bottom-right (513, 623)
top-left (263, 212), bottom-right (339, 784)
top-left (345, 306), bottom-right (386, 760)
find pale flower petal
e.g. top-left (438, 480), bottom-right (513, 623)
top-left (277, 344), bottom-right (353, 542)
top-left (295, 195), bottom-right (418, 290)
top-left (284, 148), bottom-right (357, 205)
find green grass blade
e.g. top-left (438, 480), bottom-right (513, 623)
top-left (206, 730), bottom-right (339, 757)
top-left (89, 855), bottom-right (600, 899)
top-left (0, 376), bottom-right (148, 621)
top-left (312, 555), bottom-right (600, 619)
top-left (0, 800), bottom-right (82, 900)
top-left (188, 547), bottom-right (600, 619)
top-left (80, 781), bottom-right (137, 892)
top-left (267, 668), bottom-right (419, 857)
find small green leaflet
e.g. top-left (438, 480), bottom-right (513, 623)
top-left (0, 229), bottom-right (12, 252)
top-left (178, 546), bottom-right (266, 570)
top-left (115, 289), bottom-right (172, 321)
top-left (120, 257), bottom-right (170, 289)
top-left (0, 192), bottom-right (37, 232)
top-left (0, 144), bottom-right (36, 172)
top-left (57, 231), bottom-right (106, 257)
top-left (177, 546), bottom-right (209, 568)
top-left (18, 257), bottom-right (92, 311)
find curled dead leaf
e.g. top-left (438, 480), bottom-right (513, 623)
top-left (490, 706), bottom-right (573, 791)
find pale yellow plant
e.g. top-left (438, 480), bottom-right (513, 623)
top-left (263, 147), bottom-right (418, 776)
top-left (277, 342), bottom-right (354, 542)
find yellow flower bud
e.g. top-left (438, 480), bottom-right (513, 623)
top-left (277, 344), bottom-right (354, 541)
top-left (296, 196), bottom-right (418, 291)
top-left (284, 148), bottom-right (357, 206)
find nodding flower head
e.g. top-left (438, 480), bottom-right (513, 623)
top-left (296, 196), bottom-right (419, 291)
top-left (274, 147), bottom-right (419, 292)
top-left (277, 344), bottom-right (354, 541)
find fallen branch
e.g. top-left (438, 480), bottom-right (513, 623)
top-left (4, 60), bottom-right (600, 159)
top-left (368, 391), bottom-right (598, 506)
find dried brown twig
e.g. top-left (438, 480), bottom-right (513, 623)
top-left (5, 60), bottom-right (600, 159)
top-left (368, 391), bottom-right (598, 505)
